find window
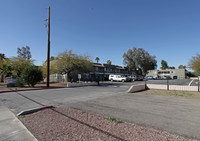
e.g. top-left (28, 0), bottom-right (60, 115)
top-left (164, 71), bottom-right (170, 74)
top-left (96, 67), bottom-right (98, 71)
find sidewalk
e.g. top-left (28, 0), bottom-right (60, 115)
top-left (0, 101), bottom-right (37, 141)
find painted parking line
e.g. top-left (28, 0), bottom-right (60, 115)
top-left (188, 79), bottom-right (194, 86)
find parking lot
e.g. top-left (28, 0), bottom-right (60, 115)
top-left (1, 80), bottom-right (200, 140)
top-left (102, 79), bottom-right (194, 87)
top-left (1, 84), bottom-right (200, 140)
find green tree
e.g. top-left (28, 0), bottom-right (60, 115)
top-left (21, 65), bottom-right (43, 87)
top-left (95, 57), bottom-right (100, 63)
top-left (188, 54), bottom-right (200, 75)
top-left (53, 50), bottom-right (93, 81)
top-left (0, 53), bottom-right (5, 60)
top-left (178, 65), bottom-right (186, 69)
top-left (0, 53), bottom-right (6, 82)
top-left (168, 66), bottom-right (175, 69)
top-left (123, 47), bottom-right (157, 75)
top-left (0, 58), bottom-right (12, 82)
top-left (40, 60), bottom-right (57, 77)
top-left (186, 71), bottom-right (196, 77)
top-left (0, 54), bottom-right (12, 82)
top-left (107, 60), bottom-right (112, 65)
top-left (9, 57), bottom-right (34, 77)
top-left (160, 60), bottom-right (168, 70)
top-left (17, 46), bottom-right (32, 59)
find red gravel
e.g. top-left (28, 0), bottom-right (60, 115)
top-left (20, 108), bottom-right (197, 141)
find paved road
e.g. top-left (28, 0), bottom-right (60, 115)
top-left (1, 84), bottom-right (200, 140)
top-left (0, 86), bottom-right (127, 114)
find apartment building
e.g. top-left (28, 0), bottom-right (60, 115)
top-left (84, 63), bottom-right (130, 81)
top-left (147, 69), bottom-right (186, 79)
top-left (46, 63), bottom-right (130, 82)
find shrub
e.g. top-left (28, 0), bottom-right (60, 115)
top-left (15, 78), bottom-right (24, 87)
top-left (21, 65), bottom-right (43, 87)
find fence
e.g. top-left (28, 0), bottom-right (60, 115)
top-left (145, 78), bottom-right (200, 92)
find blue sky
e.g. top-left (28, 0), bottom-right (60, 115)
top-left (0, 0), bottom-right (200, 69)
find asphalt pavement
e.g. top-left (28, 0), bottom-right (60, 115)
top-left (0, 82), bottom-right (200, 140)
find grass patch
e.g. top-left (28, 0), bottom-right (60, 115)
top-left (186, 93), bottom-right (193, 96)
top-left (18, 115), bottom-right (25, 118)
top-left (107, 117), bottom-right (116, 122)
top-left (107, 117), bottom-right (123, 124)
top-left (137, 89), bottom-right (200, 98)
top-left (81, 111), bottom-right (86, 114)
top-left (117, 120), bottom-right (123, 123)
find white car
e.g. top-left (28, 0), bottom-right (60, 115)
top-left (109, 75), bottom-right (129, 82)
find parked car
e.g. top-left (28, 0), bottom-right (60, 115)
top-left (145, 76), bottom-right (153, 80)
top-left (162, 76), bottom-right (171, 79)
top-left (135, 76), bottom-right (144, 81)
top-left (145, 76), bottom-right (157, 80)
top-left (129, 75), bottom-right (136, 81)
top-left (109, 75), bottom-right (130, 82)
top-left (124, 75), bottom-right (133, 82)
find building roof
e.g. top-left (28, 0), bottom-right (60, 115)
top-left (93, 63), bottom-right (126, 69)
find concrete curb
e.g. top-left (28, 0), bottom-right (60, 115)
top-left (17, 105), bottom-right (54, 116)
top-left (0, 87), bottom-right (65, 94)
top-left (127, 84), bottom-right (146, 93)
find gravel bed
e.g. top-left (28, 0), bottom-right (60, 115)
top-left (20, 108), bottom-right (197, 141)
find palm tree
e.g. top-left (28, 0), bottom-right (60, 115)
top-left (0, 53), bottom-right (6, 82)
top-left (0, 54), bottom-right (11, 82)
top-left (107, 60), bottom-right (112, 65)
top-left (0, 53), bottom-right (5, 61)
top-left (95, 57), bottom-right (100, 63)
top-left (0, 64), bottom-right (12, 82)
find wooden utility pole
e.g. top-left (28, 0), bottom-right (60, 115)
top-left (46, 6), bottom-right (50, 87)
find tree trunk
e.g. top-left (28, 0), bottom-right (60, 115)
top-left (0, 75), bottom-right (3, 82)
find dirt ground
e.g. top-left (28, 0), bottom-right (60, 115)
top-left (20, 108), bottom-right (196, 141)
top-left (137, 89), bottom-right (200, 98)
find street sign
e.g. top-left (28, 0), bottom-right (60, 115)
top-left (78, 74), bottom-right (81, 79)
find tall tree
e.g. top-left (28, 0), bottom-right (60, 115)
top-left (9, 57), bottom-right (34, 77)
top-left (107, 60), bottom-right (112, 65)
top-left (17, 46), bottom-right (32, 59)
top-left (178, 65), bottom-right (186, 69)
top-left (0, 57), bottom-right (12, 82)
top-left (168, 66), bottom-right (175, 69)
top-left (48, 50), bottom-right (93, 82)
top-left (0, 53), bottom-right (6, 81)
top-left (188, 54), bottom-right (200, 75)
top-left (160, 60), bottom-right (168, 70)
top-left (0, 53), bottom-right (5, 60)
top-left (123, 47), bottom-right (157, 75)
top-left (95, 57), bottom-right (100, 63)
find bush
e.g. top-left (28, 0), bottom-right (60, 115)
top-left (21, 65), bottom-right (43, 87)
top-left (15, 78), bottom-right (24, 87)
